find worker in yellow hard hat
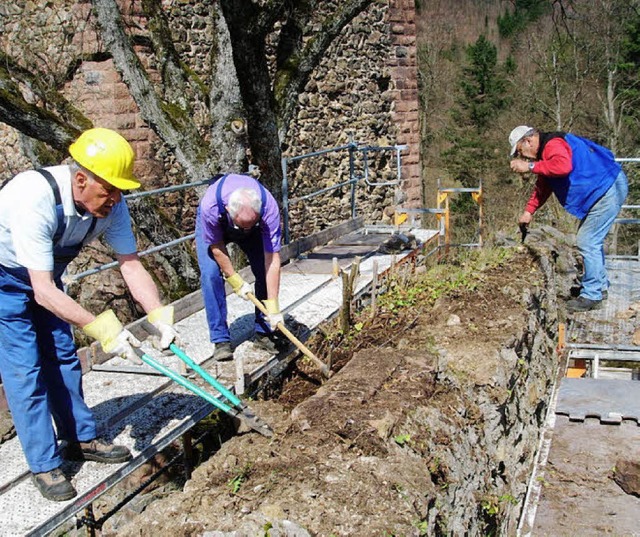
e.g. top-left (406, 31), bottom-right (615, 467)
top-left (0, 127), bottom-right (179, 501)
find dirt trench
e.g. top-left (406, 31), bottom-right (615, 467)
top-left (97, 239), bottom-right (569, 537)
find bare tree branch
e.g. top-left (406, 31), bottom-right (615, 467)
top-left (0, 50), bottom-right (89, 150)
top-left (91, 0), bottom-right (213, 182)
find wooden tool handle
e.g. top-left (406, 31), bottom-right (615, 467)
top-left (246, 293), bottom-right (331, 378)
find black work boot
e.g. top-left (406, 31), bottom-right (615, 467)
top-left (32, 468), bottom-right (77, 502)
top-left (566, 296), bottom-right (602, 313)
top-left (253, 332), bottom-right (288, 354)
top-left (213, 341), bottom-right (234, 361)
top-left (65, 438), bottom-right (132, 463)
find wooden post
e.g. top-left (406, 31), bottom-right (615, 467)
top-left (332, 257), bottom-right (339, 278)
top-left (235, 353), bottom-right (245, 395)
top-left (340, 270), bottom-right (351, 334)
top-left (182, 431), bottom-right (194, 481)
top-left (340, 258), bottom-right (361, 335)
top-left (371, 260), bottom-right (379, 319)
top-left (445, 195), bottom-right (451, 258)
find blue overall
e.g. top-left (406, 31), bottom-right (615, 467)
top-left (195, 176), bottom-right (272, 344)
top-left (0, 170), bottom-right (98, 473)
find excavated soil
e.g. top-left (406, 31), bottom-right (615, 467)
top-left (99, 244), bottom-right (552, 537)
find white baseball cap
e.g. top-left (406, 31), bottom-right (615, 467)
top-left (509, 125), bottom-right (534, 156)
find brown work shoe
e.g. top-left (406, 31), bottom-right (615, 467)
top-left (65, 438), bottom-right (132, 463)
top-left (32, 468), bottom-right (77, 502)
top-left (253, 333), bottom-right (288, 354)
top-left (213, 341), bottom-right (234, 361)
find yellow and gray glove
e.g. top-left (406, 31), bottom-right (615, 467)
top-left (226, 273), bottom-right (253, 300)
top-left (264, 298), bottom-right (284, 331)
top-left (83, 310), bottom-right (142, 364)
top-left (147, 305), bottom-right (179, 350)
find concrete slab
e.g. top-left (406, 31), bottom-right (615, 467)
top-left (530, 416), bottom-right (640, 537)
top-left (556, 378), bottom-right (640, 424)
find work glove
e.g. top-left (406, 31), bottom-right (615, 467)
top-left (147, 305), bottom-right (179, 350)
top-left (264, 298), bottom-right (284, 331)
top-left (83, 310), bottom-right (142, 364)
top-left (226, 273), bottom-right (253, 300)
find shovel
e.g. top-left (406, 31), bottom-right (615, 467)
top-left (519, 222), bottom-right (528, 243)
top-left (135, 345), bottom-right (274, 437)
top-left (246, 292), bottom-right (332, 378)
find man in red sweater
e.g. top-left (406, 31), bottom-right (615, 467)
top-left (509, 126), bottom-right (628, 312)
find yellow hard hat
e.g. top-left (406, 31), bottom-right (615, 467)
top-left (69, 128), bottom-right (141, 190)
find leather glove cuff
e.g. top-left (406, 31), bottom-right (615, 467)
top-left (264, 299), bottom-right (280, 314)
top-left (226, 273), bottom-right (244, 292)
top-left (148, 305), bottom-right (174, 325)
top-left (82, 310), bottom-right (123, 352)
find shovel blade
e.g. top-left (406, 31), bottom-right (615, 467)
top-left (231, 406), bottom-right (274, 438)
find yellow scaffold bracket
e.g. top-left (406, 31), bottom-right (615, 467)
top-left (394, 212), bottom-right (408, 226)
top-left (472, 191), bottom-right (482, 204)
top-left (437, 191), bottom-right (448, 205)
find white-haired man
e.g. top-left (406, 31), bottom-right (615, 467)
top-left (195, 174), bottom-right (285, 361)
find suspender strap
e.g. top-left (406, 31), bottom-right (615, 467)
top-left (36, 168), bottom-right (97, 245)
top-left (215, 174), bottom-right (230, 217)
top-left (37, 168), bottom-right (65, 243)
top-left (36, 168), bottom-right (62, 205)
top-left (258, 184), bottom-right (266, 219)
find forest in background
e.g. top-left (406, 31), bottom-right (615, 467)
top-left (416, 0), bottom-right (640, 251)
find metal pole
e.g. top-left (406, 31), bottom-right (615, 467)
top-left (349, 140), bottom-right (357, 219)
top-left (282, 157), bottom-right (290, 244)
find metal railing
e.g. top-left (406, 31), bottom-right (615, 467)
top-left (66, 140), bottom-right (408, 282)
top-left (64, 179), bottom-right (213, 283)
top-left (281, 138), bottom-right (408, 244)
top-left (611, 158), bottom-right (640, 258)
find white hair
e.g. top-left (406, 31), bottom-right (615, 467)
top-left (227, 188), bottom-right (262, 218)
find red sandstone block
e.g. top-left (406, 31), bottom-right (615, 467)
top-left (114, 83), bottom-right (133, 100)
top-left (403, 151), bottom-right (420, 163)
top-left (127, 128), bottom-right (154, 141)
top-left (77, 347), bottom-right (91, 375)
top-left (394, 101), bottom-right (418, 114)
top-left (83, 65), bottom-right (122, 85)
top-left (394, 35), bottom-right (416, 47)
top-left (407, 164), bottom-right (422, 177)
top-left (404, 110), bottom-right (420, 121)
top-left (112, 99), bottom-right (138, 115)
top-left (114, 113), bottom-right (138, 130)
top-left (134, 140), bottom-right (154, 159)
top-left (401, 89), bottom-right (419, 101)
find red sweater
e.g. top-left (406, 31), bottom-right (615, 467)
top-left (525, 138), bottom-right (573, 214)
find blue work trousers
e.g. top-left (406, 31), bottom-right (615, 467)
top-left (576, 170), bottom-right (628, 300)
top-left (195, 214), bottom-right (270, 344)
top-left (0, 266), bottom-right (96, 473)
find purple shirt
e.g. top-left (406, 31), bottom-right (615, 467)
top-left (198, 174), bottom-right (282, 252)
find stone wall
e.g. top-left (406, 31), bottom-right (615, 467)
top-left (283, 0), bottom-right (421, 240)
top-left (0, 1), bottom-right (420, 226)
